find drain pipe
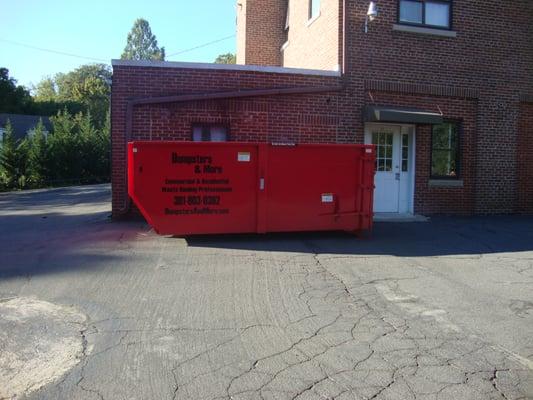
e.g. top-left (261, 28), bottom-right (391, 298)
top-left (117, 84), bottom-right (344, 215)
top-left (342, 0), bottom-right (346, 75)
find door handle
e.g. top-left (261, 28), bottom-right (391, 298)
top-left (395, 173), bottom-right (400, 181)
top-left (259, 178), bottom-right (265, 190)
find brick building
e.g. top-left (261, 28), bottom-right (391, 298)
top-left (112, 0), bottom-right (533, 217)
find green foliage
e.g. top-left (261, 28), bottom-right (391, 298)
top-left (47, 110), bottom-right (82, 181)
top-left (0, 68), bottom-right (111, 191)
top-left (121, 18), bottom-right (165, 61)
top-left (33, 77), bottom-right (57, 102)
top-left (214, 53), bottom-right (236, 64)
top-left (0, 120), bottom-right (18, 187)
top-left (31, 100), bottom-right (85, 117)
top-left (33, 64), bottom-right (111, 128)
top-left (0, 120), bottom-right (29, 189)
top-left (46, 110), bottom-right (110, 184)
top-left (0, 110), bottom-right (110, 192)
top-left (26, 119), bottom-right (49, 187)
top-left (0, 68), bottom-right (34, 114)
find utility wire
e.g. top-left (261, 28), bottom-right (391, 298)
top-left (0, 38), bottom-right (109, 62)
top-left (166, 34), bottom-right (235, 58)
top-left (0, 33), bottom-right (236, 63)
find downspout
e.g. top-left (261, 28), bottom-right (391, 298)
top-left (342, 0), bottom-right (346, 75)
top-left (118, 84), bottom-right (344, 215)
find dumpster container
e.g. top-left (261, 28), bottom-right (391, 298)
top-left (128, 141), bottom-right (375, 236)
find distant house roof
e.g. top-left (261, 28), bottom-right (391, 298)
top-left (0, 114), bottom-right (52, 142)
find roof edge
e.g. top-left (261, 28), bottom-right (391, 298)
top-left (111, 59), bottom-right (342, 77)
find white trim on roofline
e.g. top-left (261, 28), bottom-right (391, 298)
top-left (111, 59), bottom-right (341, 77)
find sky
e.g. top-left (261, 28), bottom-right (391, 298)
top-left (0, 0), bottom-right (237, 89)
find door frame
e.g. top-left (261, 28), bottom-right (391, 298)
top-left (364, 123), bottom-right (416, 215)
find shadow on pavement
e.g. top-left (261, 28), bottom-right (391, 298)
top-left (0, 184), bottom-right (110, 211)
top-left (186, 215), bottom-right (533, 257)
top-left (2, 180), bottom-right (532, 280)
top-left (0, 211), bottom-right (147, 281)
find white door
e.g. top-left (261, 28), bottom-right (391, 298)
top-left (365, 124), bottom-right (414, 214)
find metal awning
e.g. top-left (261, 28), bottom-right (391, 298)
top-left (364, 105), bottom-right (443, 124)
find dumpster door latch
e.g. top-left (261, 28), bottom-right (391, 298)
top-left (259, 178), bottom-right (265, 191)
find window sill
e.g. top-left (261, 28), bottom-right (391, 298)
top-left (428, 179), bottom-right (463, 188)
top-left (393, 24), bottom-right (457, 38)
top-left (307, 12), bottom-right (321, 27)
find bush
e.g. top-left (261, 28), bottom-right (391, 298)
top-left (0, 110), bottom-right (110, 192)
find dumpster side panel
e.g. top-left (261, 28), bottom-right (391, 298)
top-left (128, 141), bottom-right (375, 236)
top-left (129, 142), bottom-right (259, 235)
top-left (265, 145), bottom-right (372, 233)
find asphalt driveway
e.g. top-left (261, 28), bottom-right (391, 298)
top-left (0, 184), bottom-right (532, 399)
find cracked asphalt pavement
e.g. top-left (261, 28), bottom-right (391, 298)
top-left (0, 184), bottom-right (532, 399)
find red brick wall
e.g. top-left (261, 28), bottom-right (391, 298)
top-left (236, 0), bottom-right (342, 71)
top-left (367, 91), bottom-right (477, 215)
top-left (236, 0), bottom-right (287, 66)
top-left (113, 0), bottom-right (533, 216)
top-left (282, 0), bottom-right (340, 71)
top-left (112, 62), bottom-right (481, 217)
top-left (518, 103), bottom-right (533, 214)
top-left (344, 0), bottom-right (533, 213)
top-left (111, 65), bottom-right (343, 216)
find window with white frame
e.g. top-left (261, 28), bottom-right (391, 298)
top-left (309, 0), bottom-right (320, 20)
top-left (285, 0), bottom-right (290, 29)
top-left (399, 0), bottom-right (452, 29)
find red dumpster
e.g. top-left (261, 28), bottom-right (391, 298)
top-left (128, 141), bottom-right (375, 236)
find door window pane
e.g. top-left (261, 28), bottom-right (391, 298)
top-left (426, 2), bottom-right (450, 27)
top-left (401, 134), bottom-right (409, 172)
top-left (372, 131), bottom-right (394, 172)
top-left (399, 0), bottom-right (423, 24)
top-left (431, 122), bottom-right (459, 178)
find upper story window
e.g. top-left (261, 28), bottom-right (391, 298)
top-left (399, 0), bottom-right (452, 29)
top-left (309, 0), bottom-right (320, 20)
top-left (285, 0), bottom-right (290, 29)
top-left (192, 125), bottom-right (228, 142)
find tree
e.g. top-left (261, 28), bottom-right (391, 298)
top-left (0, 120), bottom-right (29, 189)
top-left (0, 120), bottom-right (18, 187)
top-left (214, 53), bottom-right (236, 64)
top-left (0, 68), bottom-right (33, 114)
top-left (121, 18), bottom-right (165, 61)
top-left (33, 77), bottom-right (57, 102)
top-left (77, 112), bottom-right (100, 180)
top-left (93, 111), bottom-right (111, 181)
top-left (46, 109), bottom-right (110, 185)
top-left (47, 109), bottom-right (81, 182)
top-left (26, 119), bottom-right (49, 187)
top-left (33, 64), bottom-right (111, 128)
